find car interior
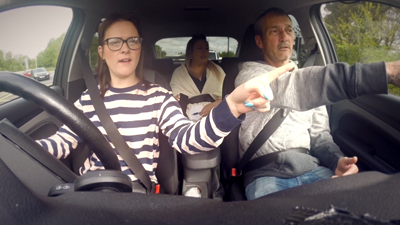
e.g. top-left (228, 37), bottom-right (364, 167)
top-left (0, 0), bottom-right (400, 224)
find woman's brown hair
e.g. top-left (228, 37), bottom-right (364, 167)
top-left (96, 13), bottom-right (146, 98)
top-left (184, 34), bottom-right (223, 81)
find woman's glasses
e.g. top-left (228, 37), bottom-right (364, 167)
top-left (104, 37), bottom-right (143, 51)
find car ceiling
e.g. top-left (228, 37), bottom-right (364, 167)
top-left (1, 0), bottom-right (399, 47)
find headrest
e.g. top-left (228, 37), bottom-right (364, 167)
top-left (238, 24), bottom-right (264, 62)
top-left (142, 44), bottom-right (154, 68)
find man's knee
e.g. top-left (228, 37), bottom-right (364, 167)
top-left (246, 176), bottom-right (295, 200)
top-left (299, 166), bottom-right (333, 185)
top-left (312, 166), bottom-right (334, 179)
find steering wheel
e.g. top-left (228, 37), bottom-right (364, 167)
top-left (0, 72), bottom-right (121, 175)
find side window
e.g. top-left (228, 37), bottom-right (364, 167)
top-left (90, 33), bottom-right (99, 71)
top-left (155, 37), bottom-right (239, 61)
top-left (0, 6), bottom-right (72, 105)
top-left (289, 15), bottom-right (308, 68)
top-left (321, 2), bottom-right (400, 96)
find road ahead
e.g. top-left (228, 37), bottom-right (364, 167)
top-left (0, 72), bottom-right (54, 105)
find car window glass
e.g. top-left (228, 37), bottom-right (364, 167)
top-left (0, 6), bottom-right (72, 105)
top-left (289, 15), bottom-right (308, 68)
top-left (321, 2), bottom-right (400, 96)
top-left (155, 37), bottom-right (238, 61)
top-left (90, 32), bottom-right (99, 71)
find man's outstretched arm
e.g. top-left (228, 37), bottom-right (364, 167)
top-left (268, 61), bottom-right (400, 111)
top-left (387, 61), bottom-right (400, 87)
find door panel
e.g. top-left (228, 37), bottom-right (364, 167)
top-left (0, 85), bottom-right (76, 171)
top-left (330, 95), bottom-right (400, 173)
top-left (0, 97), bottom-right (43, 128)
top-left (0, 86), bottom-right (63, 138)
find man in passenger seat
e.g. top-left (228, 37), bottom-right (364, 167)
top-left (235, 7), bottom-right (400, 200)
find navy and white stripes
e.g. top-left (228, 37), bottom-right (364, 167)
top-left (37, 82), bottom-right (242, 183)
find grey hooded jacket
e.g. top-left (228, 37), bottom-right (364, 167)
top-left (235, 61), bottom-right (388, 187)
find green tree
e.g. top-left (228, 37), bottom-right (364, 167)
top-left (323, 2), bottom-right (400, 95)
top-left (0, 50), bottom-right (4, 71)
top-left (155, 45), bottom-right (167, 58)
top-left (37, 33), bottom-right (66, 68)
top-left (323, 2), bottom-right (400, 65)
top-left (90, 34), bottom-right (99, 69)
top-left (5, 51), bottom-right (12, 61)
top-left (219, 51), bottom-right (235, 58)
top-left (16, 55), bottom-right (35, 70)
top-left (0, 51), bottom-right (25, 72)
top-left (28, 58), bottom-right (35, 69)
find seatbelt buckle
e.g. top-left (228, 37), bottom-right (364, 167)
top-left (231, 168), bottom-right (241, 177)
top-left (154, 184), bottom-right (160, 194)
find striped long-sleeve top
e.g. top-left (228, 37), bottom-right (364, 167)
top-left (36, 82), bottom-right (242, 183)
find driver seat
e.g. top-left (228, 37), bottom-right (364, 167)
top-left (69, 52), bottom-right (180, 195)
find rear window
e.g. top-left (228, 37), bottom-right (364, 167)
top-left (209, 51), bottom-right (218, 60)
top-left (289, 15), bottom-right (308, 68)
top-left (155, 37), bottom-right (238, 60)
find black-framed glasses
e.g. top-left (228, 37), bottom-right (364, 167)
top-left (104, 37), bottom-right (143, 51)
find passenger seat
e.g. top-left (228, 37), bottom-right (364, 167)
top-left (220, 24), bottom-right (265, 201)
top-left (220, 57), bottom-right (240, 96)
top-left (152, 58), bottom-right (180, 84)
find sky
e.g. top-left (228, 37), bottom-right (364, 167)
top-left (0, 6), bottom-right (72, 58)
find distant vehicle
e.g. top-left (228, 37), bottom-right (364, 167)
top-left (23, 70), bottom-right (31, 78)
top-left (209, 50), bottom-right (219, 61)
top-left (30, 67), bottom-right (50, 81)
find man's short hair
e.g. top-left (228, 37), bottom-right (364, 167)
top-left (254, 7), bottom-right (291, 37)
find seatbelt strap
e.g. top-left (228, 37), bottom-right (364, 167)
top-left (178, 94), bottom-right (215, 118)
top-left (79, 49), bottom-right (153, 192)
top-left (242, 148), bottom-right (308, 174)
top-left (233, 108), bottom-right (289, 176)
top-left (188, 94), bottom-right (215, 104)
